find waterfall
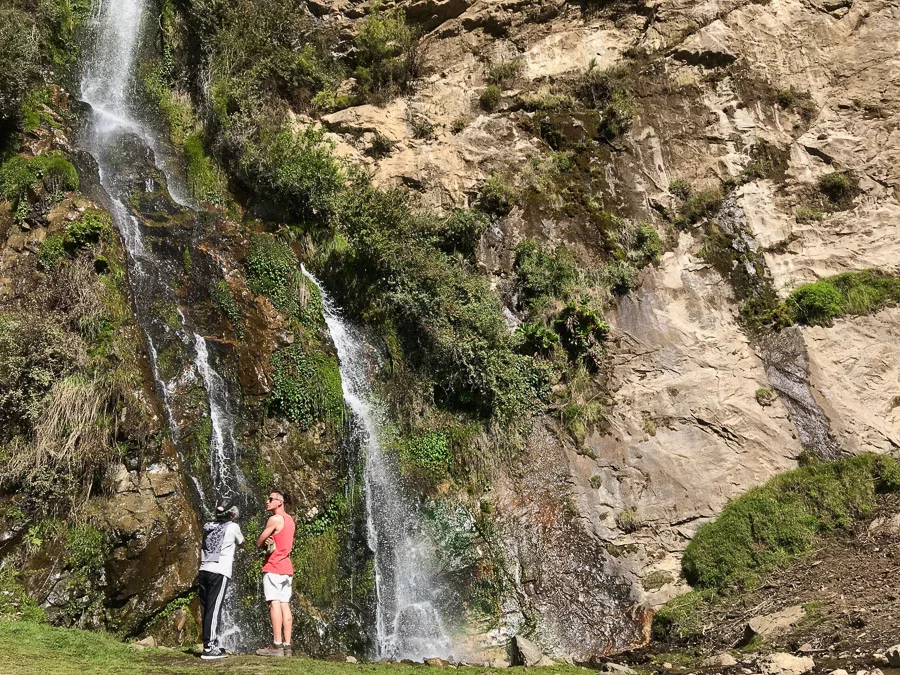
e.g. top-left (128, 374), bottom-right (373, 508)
top-left (301, 266), bottom-right (455, 661)
top-left (80, 0), bottom-right (247, 649)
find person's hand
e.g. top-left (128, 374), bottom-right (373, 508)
top-left (265, 537), bottom-right (274, 546)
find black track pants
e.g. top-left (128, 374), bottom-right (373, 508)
top-left (198, 570), bottom-right (229, 648)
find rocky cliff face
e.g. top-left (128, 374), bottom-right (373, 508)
top-left (304, 0), bottom-right (899, 656)
top-left (1, 0), bottom-right (897, 663)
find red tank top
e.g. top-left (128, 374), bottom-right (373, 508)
top-left (262, 513), bottom-right (295, 575)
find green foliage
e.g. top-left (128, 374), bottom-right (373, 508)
top-left (476, 172), bottom-right (518, 215)
top-left (353, 9), bottom-right (420, 100)
top-left (514, 322), bottom-right (560, 357)
top-left (212, 280), bottom-right (242, 335)
top-left (239, 125), bottom-right (343, 219)
top-left (65, 210), bottom-right (110, 250)
top-left (616, 509), bottom-right (640, 533)
top-left (246, 234), bottom-right (301, 315)
top-left (485, 58), bottom-right (521, 86)
top-left (0, 9), bottom-right (39, 123)
top-left (268, 344), bottom-right (343, 429)
top-left (65, 525), bottom-right (108, 579)
top-left (603, 259), bottom-right (638, 295)
top-left (755, 387), bottom-right (776, 407)
top-left (0, 153), bottom-right (78, 207)
top-left (183, 133), bottom-right (228, 205)
top-left (675, 189), bottom-right (723, 229)
top-left (562, 399), bottom-right (603, 444)
top-left (794, 205), bottom-right (824, 222)
top-left (598, 89), bottom-right (636, 140)
top-left (818, 171), bottom-right (853, 203)
top-left (682, 453), bottom-right (900, 592)
top-left (513, 239), bottom-right (579, 311)
top-left (780, 270), bottom-right (900, 327)
top-left (38, 234), bottom-right (65, 270)
top-left (668, 179), bottom-right (692, 199)
top-left (397, 431), bottom-right (452, 480)
top-left (479, 85), bottom-right (501, 112)
top-left (0, 312), bottom-right (80, 436)
top-left (651, 589), bottom-right (715, 643)
top-left (554, 302), bottom-right (609, 369)
top-left (776, 88), bottom-right (817, 122)
top-left (0, 568), bottom-right (43, 622)
top-left (20, 87), bottom-right (56, 133)
top-left (589, 474), bottom-right (603, 489)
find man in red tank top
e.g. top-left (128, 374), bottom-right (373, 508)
top-left (254, 491), bottom-right (296, 657)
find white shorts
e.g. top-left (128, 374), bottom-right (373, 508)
top-left (263, 572), bottom-right (293, 603)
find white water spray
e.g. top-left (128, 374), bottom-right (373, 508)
top-left (80, 0), bottom-right (246, 648)
top-left (301, 266), bottom-right (454, 661)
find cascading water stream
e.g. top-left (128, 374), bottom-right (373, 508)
top-left (79, 0), bottom-right (247, 648)
top-left (301, 266), bottom-right (455, 661)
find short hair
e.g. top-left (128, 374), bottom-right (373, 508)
top-left (270, 490), bottom-right (287, 504)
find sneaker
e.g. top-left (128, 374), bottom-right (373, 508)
top-left (255, 643), bottom-right (285, 657)
top-left (283, 644), bottom-right (292, 657)
top-left (200, 646), bottom-right (227, 660)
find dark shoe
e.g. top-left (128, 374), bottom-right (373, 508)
top-left (255, 643), bottom-right (284, 657)
top-left (200, 646), bottom-right (227, 660)
top-left (283, 644), bottom-right (292, 657)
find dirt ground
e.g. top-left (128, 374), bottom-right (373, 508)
top-left (627, 494), bottom-right (900, 673)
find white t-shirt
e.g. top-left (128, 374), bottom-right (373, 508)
top-left (199, 522), bottom-right (244, 578)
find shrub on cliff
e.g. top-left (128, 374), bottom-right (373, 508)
top-left (268, 344), bottom-right (343, 429)
top-left (0, 9), bottom-right (39, 124)
top-left (514, 239), bottom-right (579, 312)
top-left (353, 8), bottom-right (420, 101)
top-left (780, 270), bottom-right (900, 327)
top-left (681, 453), bottom-right (900, 593)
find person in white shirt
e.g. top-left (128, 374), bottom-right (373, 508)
top-left (198, 504), bottom-right (244, 660)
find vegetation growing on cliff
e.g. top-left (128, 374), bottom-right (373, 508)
top-left (777, 270), bottom-right (900, 327)
top-left (654, 454), bottom-right (900, 641)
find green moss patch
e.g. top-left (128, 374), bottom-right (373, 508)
top-left (778, 270), bottom-right (900, 327)
top-left (268, 344), bottom-right (343, 429)
top-left (682, 453), bottom-right (900, 593)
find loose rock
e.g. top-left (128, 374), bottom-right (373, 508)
top-left (703, 653), bottom-right (739, 668)
top-left (744, 606), bottom-right (806, 643)
top-left (759, 653), bottom-right (815, 675)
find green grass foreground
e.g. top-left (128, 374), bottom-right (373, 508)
top-left (0, 621), bottom-right (587, 675)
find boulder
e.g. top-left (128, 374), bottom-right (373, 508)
top-left (744, 606), bottom-right (806, 643)
top-left (425, 658), bottom-right (451, 666)
top-left (511, 635), bottom-right (547, 667)
top-left (703, 653), bottom-right (739, 668)
top-left (759, 653), bottom-right (815, 675)
top-left (597, 664), bottom-right (635, 674)
top-left (345, 656), bottom-right (358, 664)
top-left (885, 644), bottom-right (900, 667)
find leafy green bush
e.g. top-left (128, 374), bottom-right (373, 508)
top-left (616, 509), bottom-right (641, 533)
top-left (65, 210), bottom-right (110, 249)
top-left (398, 431), bottom-right (452, 480)
top-left (38, 234), bottom-right (66, 270)
top-left (598, 89), bottom-right (636, 140)
top-left (0, 9), bottom-right (39, 123)
top-left (268, 344), bottom-right (343, 429)
top-left (603, 259), bottom-right (638, 295)
top-left (781, 270), bottom-right (900, 326)
top-left (0, 567), bottom-right (44, 622)
top-left (554, 302), bottom-right (609, 369)
top-left (514, 322), bottom-right (560, 357)
top-left (353, 9), bottom-right (420, 100)
top-left (682, 453), bottom-right (900, 592)
top-left (246, 234), bottom-right (301, 315)
top-left (183, 133), bottom-right (228, 205)
top-left (479, 85), bottom-right (501, 112)
top-left (212, 280), bottom-right (242, 335)
top-left (65, 525), bottom-right (108, 578)
top-left (794, 205), bottom-right (824, 222)
top-left (0, 154), bottom-right (78, 206)
top-left (675, 189), bottom-right (723, 229)
top-left (668, 179), bottom-right (692, 199)
top-left (476, 172), bottom-right (518, 216)
top-left (238, 125), bottom-right (343, 219)
top-left (818, 171), bottom-right (853, 203)
top-left (513, 239), bottom-right (579, 311)
top-left (651, 589), bottom-right (714, 643)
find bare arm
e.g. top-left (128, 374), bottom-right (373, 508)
top-left (256, 515), bottom-right (282, 549)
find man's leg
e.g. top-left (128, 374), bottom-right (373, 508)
top-left (269, 599), bottom-right (283, 644)
top-left (281, 601), bottom-right (292, 646)
top-left (198, 572), bottom-right (212, 648)
top-left (208, 575), bottom-right (228, 648)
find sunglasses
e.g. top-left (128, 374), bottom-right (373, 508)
top-left (266, 497), bottom-right (282, 503)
